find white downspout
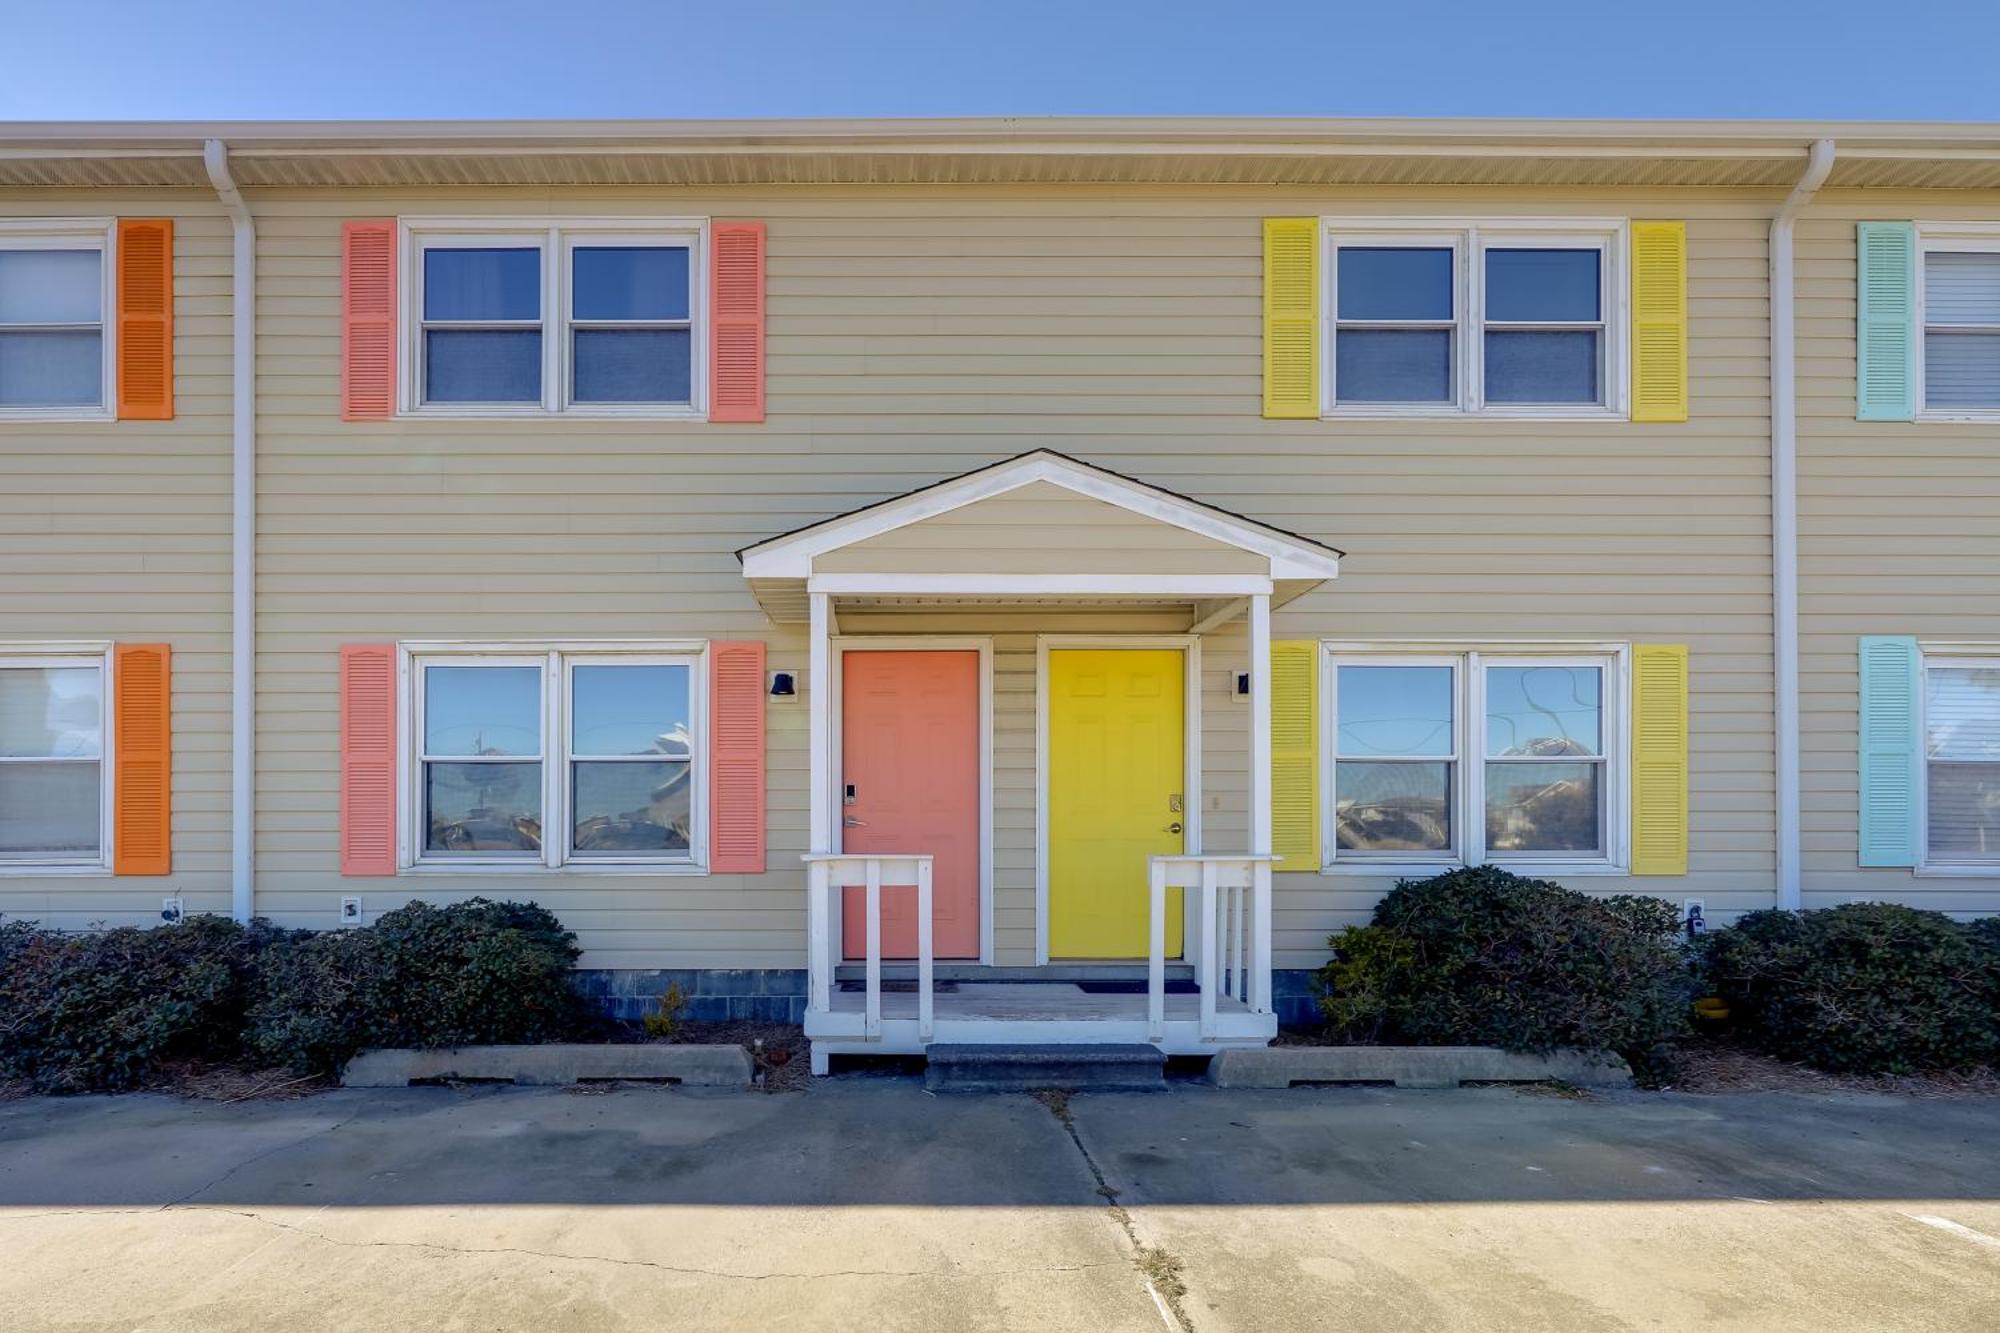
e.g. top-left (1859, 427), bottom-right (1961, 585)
top-left (204, 139), bottom-right (256, 924)
top-left (1771, 138), bottom-right (1835, 912)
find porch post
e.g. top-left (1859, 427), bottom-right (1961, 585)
top-left (1249, 593), bottom-right (1274, 1014)
top-left (809, 591), bottom-right (832, 855)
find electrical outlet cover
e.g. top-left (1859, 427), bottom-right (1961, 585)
top-left (340, 896), bottom-right (363, 925)
top-left (160, 898), bottom-right (184, 924)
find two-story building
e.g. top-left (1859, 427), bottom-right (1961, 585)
top-left (2, 119), bottom-right (1996, 1070)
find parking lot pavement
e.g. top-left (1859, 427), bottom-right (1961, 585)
top-left (2, 1078), bottom-right (1998, 1331)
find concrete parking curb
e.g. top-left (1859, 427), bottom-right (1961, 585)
top-left (1207, 1045), bottom-right (1632, 1090)
top-left (341, 1043), bottom-right (754, 1088)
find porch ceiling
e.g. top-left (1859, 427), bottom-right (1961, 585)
top-left (737, 450), bottom-right (1340, 624)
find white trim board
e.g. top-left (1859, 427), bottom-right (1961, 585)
top-left (740, 450), bottom-right (1341, 583)
top-left (828, 636), bottom-right (996, 967)
top-left (1034, 634), bottom-right (1204, 966)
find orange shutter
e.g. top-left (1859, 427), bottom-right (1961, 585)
top-left (116, 219), bottom-right (173, 420)
top-left (339, 644), bottom-right (398, 875)
top-left (341, 221), bottom-right (397, 420)
top-left (708, 641), bottom-right (767, 873)
top-left (708, 222), bottom-right (765, 422)
top-left (112, 643), bottom-right (172, 875)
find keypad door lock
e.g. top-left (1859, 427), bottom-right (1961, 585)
top-left (1168, 794), bottom-right (1184, 813)
top-left (843, 783), bottom-right (858, 805)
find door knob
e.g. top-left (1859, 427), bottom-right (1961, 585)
top-left (1164, 822), bottom-right (1183, 835)
top-left (843, 816), bottom-right (868, 828)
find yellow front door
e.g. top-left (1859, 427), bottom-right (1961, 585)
top-left (1048, 648), bottom-right (1186, 959)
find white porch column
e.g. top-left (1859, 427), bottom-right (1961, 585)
top-left (809, 592), bottom-right (833, 855)
top-left (1248, 593), bottom-right (1274, 1013)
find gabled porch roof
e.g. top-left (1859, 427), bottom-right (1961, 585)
top-left (736, 450), bottom-right (1341, 622)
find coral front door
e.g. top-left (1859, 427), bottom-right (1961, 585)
top-left (1047, 648), bottom-right (1186, 959)
top-left (841, 650), bottom-right (982, 960)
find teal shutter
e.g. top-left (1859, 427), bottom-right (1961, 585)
top-left (1858, 635), bottom-right (1921, 867)
top-left (1857, 223), bottom-right (1916, 421)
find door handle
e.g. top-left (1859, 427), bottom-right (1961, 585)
top-left (843, 816), bottom-right (868, 828)
top-left (1164, 822), bottom-right (1183, 835)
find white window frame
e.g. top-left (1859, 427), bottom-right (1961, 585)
top-left (0, 644), bottom-right (113, 874)
top-left (1321, 642), bottom-right (1629, 877)
top-left (398, 217), bottom-right (708, 421)
top-left (399, 641), bottom-right (709, 874)
top-left (1915, 647), bottom-right (2000, 873)
top-left (1914, 223), bottom-right (2000, 423)
top-left (1322, 218), bottom-right (1630, 422)
top-left (0, 218), bottom-right (117, 423)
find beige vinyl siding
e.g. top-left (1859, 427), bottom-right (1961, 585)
top-left (236, 185), bottom-right (1776, 969)
top-left (1798, 192), bottom-right (2000, 915)
top-left (0, 192), bottom-right (234, 927)
top-left (816, 481), bottom-right (1266, 575)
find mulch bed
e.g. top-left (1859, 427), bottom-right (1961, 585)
top-left (1665, 1036), bottom-right (2000, 1099)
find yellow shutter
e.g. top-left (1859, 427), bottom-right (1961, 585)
top-left (1270, 640), bottom-right (1320, 869)
top-left (1263, 218), bottom-right (1319, 418)
top-left (1631, 222), bottom-right (1688, 422)
top-left (1630, 644), bottom-right (1689, 875)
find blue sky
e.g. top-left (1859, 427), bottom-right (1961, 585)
top-left (4, 0), bottom-right (1998, 122)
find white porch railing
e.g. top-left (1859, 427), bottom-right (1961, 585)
top-left (804, 854), bottom-right (935, 1042)
top-left (1147, 854), bottom-right (1280, 1041)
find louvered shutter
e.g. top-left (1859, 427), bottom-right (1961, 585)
top-left (112, 643), bottom-right (172, 875)
top-left (1629, 644), bottom-right (1689, 876)
top-left (1263, 218), bottom-right (1319, 418)
top-left (708, 641), bottom-right (767, 873)
top-left (708, 222), bottom-right (766, 422)
top-left (116, 219), bottom-right (173, 421)
top-left (339, 644), bottom-right (398, 875)
top-left (1270, 640), bottom-right (1320, 869)
top-left (1630, 222), bottom-right (1688, 422)
top-left (341, 221), bottom-right (397, 420)
top-left (1858, 635), bottom-right (1921, 867)
top-left (1857, 222), bottom-right (1916, 421)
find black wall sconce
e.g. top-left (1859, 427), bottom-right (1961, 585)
top-left (1234, 671), bottom-right (1252, 698)
top-left (769, 671), bottom-right (797, 698)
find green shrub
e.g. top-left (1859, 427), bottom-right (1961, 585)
top-left (0, 915), bottom-right (289, 1093)
top-left (245, 898), bottom-right (588, 1075)
top-left (1315, 866), bottom-right (1691, 1067)
top-left (1700, 904), bottom-right (2000, 1074)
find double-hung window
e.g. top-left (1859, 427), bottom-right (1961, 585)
top-left (1918, 235), bottom-right (2000, 413)
top-left (0, 220), bottom-right (114, 418)
top-left (1325, 221), bottom-right (1625, 417)
top-left (410, 647), bottom-right (704, 869)
top-left (405, 220), bottom-right (704, 417)
top-left (1326, 648), bottom-right (1623, 872)
top-left (1922, 656), bottom-right (2000, 865)
top-left (0, 654), bottom-right (109, 867)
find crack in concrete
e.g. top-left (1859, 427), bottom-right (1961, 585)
top-left (173, 1205), bottom-right (1132, 1284)
top-left (1033, 1090), bottom-right (1196, 1333)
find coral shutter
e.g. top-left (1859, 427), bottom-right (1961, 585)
top-left (708, 641), bottom-right (767, 873)
top-left (116, 219), bottom-right (173, 420)
top-left (708, 222), bottom-right (766, 422)
top-left (112, 643), bottom-right (171, 875)
top-left (1858, 635), bottom-right (1921, 867)
top-left (341, 221), bottom-right (397, 421)
top-left (1856, 222), bottom-right (1917, 422)
top-left (1269, 640), bottom-right (1320, 869)
top-left (340, 645), bottom-right (398, 875)
top-left (1263, 218), bottom-right (1319, 418)
top-left (1630, 221), bottom-right (1688, 423)
top-left (1629, 645), bottom-right (1690, 876)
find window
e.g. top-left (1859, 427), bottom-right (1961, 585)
top-left (1324, 221), bottom-right (1625, 417)
top-left (404, 220), bottom-right (704, 416)
top-left (1923, 658), bottom-right (2000, 865)
top-left (409, 648), bottom-right (703, 868)
top-left (1326, 648), bottom-right (1623, 871)
top-left (0, 656), bottom-right (108, 867)
top-left (1920, 247), bottom-right (2000, 411)
top-left (0, 221), bottom-right (113, 417)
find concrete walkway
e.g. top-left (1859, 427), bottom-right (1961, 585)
top-left (2, 1078), bottom-right (1997, 1331)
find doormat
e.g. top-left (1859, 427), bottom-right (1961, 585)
top-left (837, 980), bottom-right (962, 994)
top-left (1075, 979), bottom-right (1199, 995)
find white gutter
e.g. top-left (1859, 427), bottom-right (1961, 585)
top-left (203, 139), bottom-right (255, 924)
top-left (1771, 137), bottom-right (1836, 912)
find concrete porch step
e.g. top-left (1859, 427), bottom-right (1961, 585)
top-left (923, 1042), bottom-right (1166, 1093)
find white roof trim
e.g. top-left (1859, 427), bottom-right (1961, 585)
top-left (737, 451), bottom-right (1341, 583)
